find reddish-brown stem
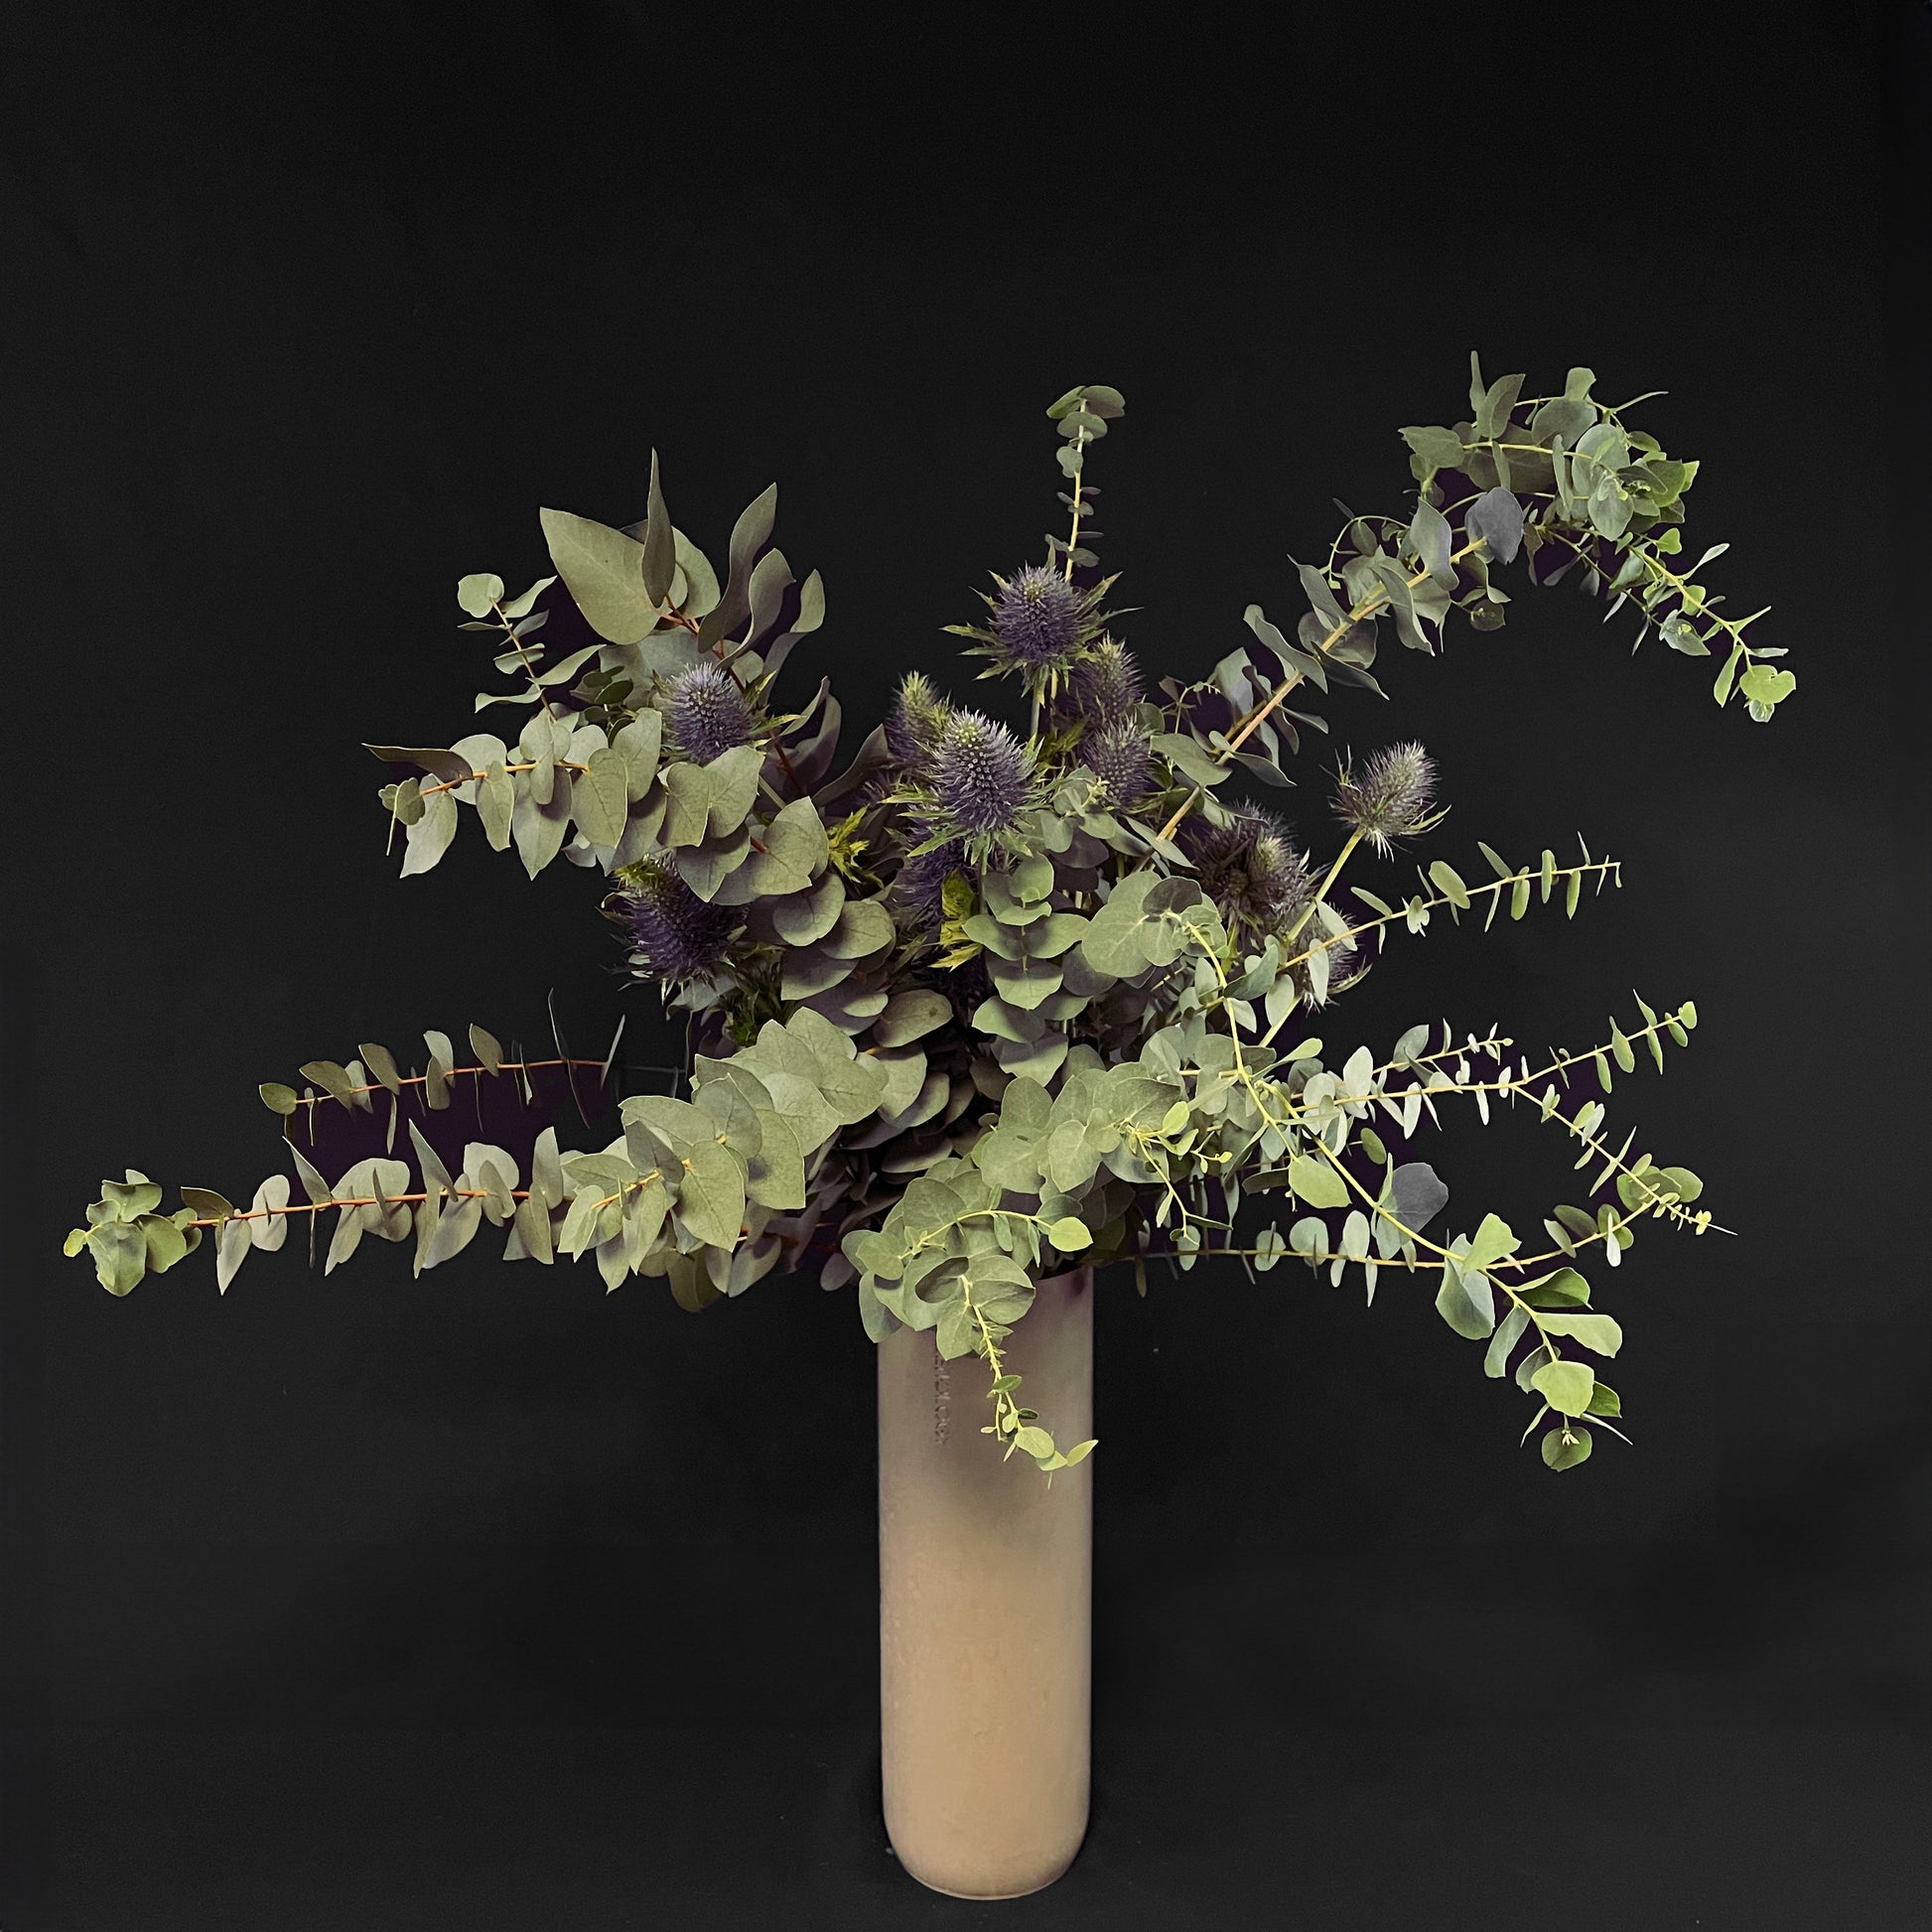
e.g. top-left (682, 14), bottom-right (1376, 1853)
top-left (292, 1054), bottom-right (610, 1112)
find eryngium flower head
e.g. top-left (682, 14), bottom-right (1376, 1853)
top-left (1080, 725), bottom-right (1153, 807)
top-left (1071, 636), bottom-right (1144, 725)
top-left (895, 838), bottom-right (971, 928)
top-left (620, 860), bottom-right (739, 980)
top-left (886, 671), bottom-right (951, 769)
top-left (666, 659), bottom-right (753, 764)
top-left (1180, 806), bottom-right (1314, 936)
top-left (991, 564), bottom-right (1085, 666)
top-left (1333, 742), bottom-right (1438, 854)
top-left (929, 710), bottom-right (1035, 834)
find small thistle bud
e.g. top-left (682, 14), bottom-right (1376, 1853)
top-left (991, 563), bottom-right (1084, 666)
top-left (1332, 742), bottom-right (1438, 854)
top-left (930, 710), bottom-right (1035, 834)
top-left (1071, 637), bottom-right (1144, 725)
top-left (667, 659), bottom-right (753, 764)
top-left (1080, 724), bottom-right (1153, 806)
top-left (886, 671), bottom-right (951, 768)
top-left (618, 859), bottom-right (739, 981)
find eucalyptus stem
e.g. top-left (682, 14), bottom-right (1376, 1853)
top-left (1152, 537), bottom-right (1488, 849)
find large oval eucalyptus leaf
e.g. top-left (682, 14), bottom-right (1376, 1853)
top-left (1286, 1155), bottom-right (1349, 1209)
top-left (1536, 1311), bottom-right (1622, 1357)
top-left (538, 507), bottom-right (661, 644)
top-left (704, 743), bottom-right (764, 836)
top-left (1434, 1259), bottom-right (1496, 1339)
top-left (1388, 1162), bottom-right (1449, 1232)
top-left (761, 872), bottom-right (845, 946)
top-left (870, 989), bottom-right (952, 1049)
top-left (510, 776), bottom-right (572, 877)
top-left (677, 1142), bottom-right (748, 1250)
top-left (1531, 1358), bottom-right (1596, 1417)
top-left (569, 746), bottom-right (629, 850)
top-left (400, 788), bottom-right (458, 876)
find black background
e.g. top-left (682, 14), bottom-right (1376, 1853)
top-left (4, 5), bottom-right (1929, 1927)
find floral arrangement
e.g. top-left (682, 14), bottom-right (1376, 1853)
top-left (68, 357), bottom-right (1791, 1477)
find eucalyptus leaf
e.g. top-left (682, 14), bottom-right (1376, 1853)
top-left (1531, 1358), bottom-right (1596, 1417)
top-left (538, 507), bottom-right (661, 644)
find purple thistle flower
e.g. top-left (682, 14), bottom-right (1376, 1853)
top-left (929, 710), bottom-right (1036, 834)
top-left (619, 860), bottom-right (740, 981)
top-left (1080, 725), bottom-right (1153, 806)
top-left (991, 564), bottom-right (1085, 666)
top-left (1333, 742), bottom-right (1438, 855)
top-left (885, 671), bottom-right (951, 770)
top-left (667, 659), bottom-right (753, 764)
top-left (1180, 806), bottom-right (1314, 936)
top-left (1070, 637), bottom-right (1144, 725)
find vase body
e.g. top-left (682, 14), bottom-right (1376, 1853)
top-left (877, 1265), bottom-right (1093, 1900)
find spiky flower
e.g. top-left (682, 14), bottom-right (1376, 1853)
top-left (928, 710), bottom-right (1036, 835)
top-left (1332, 742), bottom-right (1438, 855)
top-left (885, 671), bottom-right (951, 770)
top-left (1070, 636), bottom-right (1144, 726)
top-left (1079, 724), bottom-right (1153, 807)
top-left (1180, 806), bottom-right (1315, 938)
top-left (666, 659), bottom-right (753, 764)
top-left (991, 564), bottom-right (1085, 666)
top-left (617, 859), bottom-right (739, 981)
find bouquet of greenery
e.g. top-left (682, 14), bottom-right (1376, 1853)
top-left (68, 356), bottom-right (1790, 1478)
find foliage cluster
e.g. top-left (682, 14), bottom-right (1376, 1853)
top-left (71, 357), bottom-right (1785, 1477)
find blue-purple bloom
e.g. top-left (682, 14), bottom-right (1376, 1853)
top-left (667, 659), bottom-right (754, 764)
top-left (620, 860), bottom-right (739, 980)
top-left (929, 710), bottom-right (1035, 834)
top-left (1332, 742), bottom-right (1437, 854)
top-left (1080, 724), bottom-right (1153, 806)
top-left (991, 564), bottom-right (1085, 666)
top-left (1071, 637), bottom-right (1143, 724)
top-left (1179, 806), bottom-right (1315, 937)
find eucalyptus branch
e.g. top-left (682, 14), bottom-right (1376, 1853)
top-left (1274, 855), bottom-right (1622, 985)
top-left (487, 593), bottom-right (563, 721)
top-left (1153, 537), bottom-right (1488, 848)
top-left (273, 1053), bottom-right (611, 1123)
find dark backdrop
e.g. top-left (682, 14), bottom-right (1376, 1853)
top-left (4, 6), bottom-right (1928, 1928)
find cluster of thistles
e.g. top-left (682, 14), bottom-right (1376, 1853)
top-left (606, 544), bottom-right (1442, 1013)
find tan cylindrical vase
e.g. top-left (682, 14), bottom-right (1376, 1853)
top-left (878, 1265), bottom-right (1093, 1900)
